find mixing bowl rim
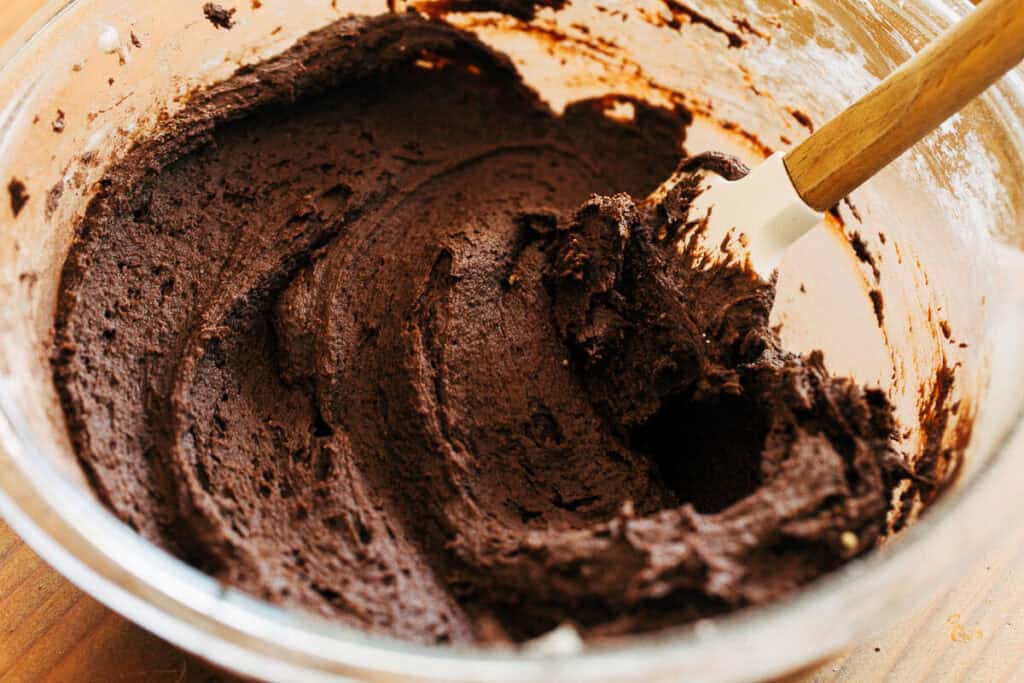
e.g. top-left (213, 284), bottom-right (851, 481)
top-left (1, 0), bottom-right (1022, 680)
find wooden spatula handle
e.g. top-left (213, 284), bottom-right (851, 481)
top-left (784, 0), bottom-right (1024, 211)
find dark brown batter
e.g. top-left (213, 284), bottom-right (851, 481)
top-left (52, 14), bottom-right (908, 644)
top-left (203, 3), bottom-right (237, 30)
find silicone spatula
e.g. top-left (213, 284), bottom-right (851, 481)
top-left (663, 0), bottom-right (1024, 277)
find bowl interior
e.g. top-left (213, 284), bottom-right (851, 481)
top-left (1, 1), bottom-right (1024, 681)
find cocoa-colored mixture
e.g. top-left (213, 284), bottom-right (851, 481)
top-left (53, 14), bottom-right (907, 643)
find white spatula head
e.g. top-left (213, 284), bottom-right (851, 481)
top-left (654, 153), bottom-right (822, 280)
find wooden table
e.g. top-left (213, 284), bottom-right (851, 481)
top-left (1, 1), bottom-right (1021, 681)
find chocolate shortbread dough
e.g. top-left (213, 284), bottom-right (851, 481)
top-left (53, 14), bottom-right (907, 643)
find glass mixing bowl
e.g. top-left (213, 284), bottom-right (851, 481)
top-left (1, 0), bottom-right (1023, 680)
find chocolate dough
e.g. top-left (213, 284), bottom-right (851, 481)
top-left (52, 14), bottom-right (906, 644)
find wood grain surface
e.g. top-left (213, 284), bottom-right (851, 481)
top-left (1, 1), bottom-right (1022, 681)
